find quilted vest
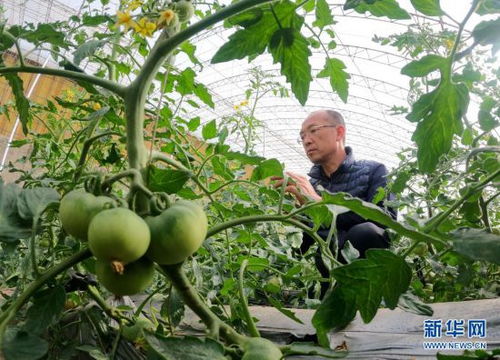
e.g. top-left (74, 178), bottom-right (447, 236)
top-left (307, 146), bottom-right (385, 202)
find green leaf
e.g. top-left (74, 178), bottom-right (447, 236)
top-left (211, 156), bottom-right (234, 180)
top-left (313, 250), bottom-right (411, 339)
top-left (269, 28), bottom-right (312, 105)
top-left (312, 285), bottom-right (357, 345)
top-left (304, 0), bottom-right (316, 12)
top-left (478, 96), bottom-right (499, 132)
top-left (3, 329), bottom-right (48, 360)
top-left (317, 58), bottom-right (350, 103)
top-left (391, 170), bottom-right (412, 193)
top-left (25, 286), bottom-right (66, 334)
top-left (267, 297), bottom-right (304, 324)
top-left (408, 80), bottom-right (469, 173)
top-left (179, 41), bottom-right (202, 66)
top-left (472, 18), bottom-right (500, 54)
top-left (148, 167), bottom-right (190, 194)
top-left (187, 117), bottom-right (201, 131)
top-left (366, 249), bottom-right (412, 308)
top-left (202, 120), bottom-right (217, 140)
top-left (451, 228), bottom-right (500, 265)
top-left (0, 181), bottom-right (32, 243)
top-left (340, 240), bottom-right (360, 263)
top-left (225, 8), bottom-right (264, 28)
top-left (82, 14), bottom-right (112, 26)
top-left (22, 23), bottom-right (68, 48)
top-left (304, 205), bottom-right (333, 230)
top-left (17, 187), bottom-right (59, 221)
top-left (176, 68), bottom-right (196, 95)
top-left (397, 292), bottom-right (434, 316)
top-left (4, 72), bottom-right (32, 135)
top-left (251, 159), bottom-right (284, 181)
top-left (400, 54), bottom-right (446, 77)
top-left (461, 128), bottom-right (473, 146)
top-left (314, 0), bottom-right (334, 28)
top-left (145, 334), bottom-right (226, 360)
top-left (344, 0), bottom-right (382, 10)
top-left (410, 0), bottom-right (443, 16)
top-left (223, 151), bottom-right (264, 165)
top-left (193, 83), bottom-right (214, 108)
top-left (476, 0), bottom-right (500, 15)
top-left (283, 342), bottom-right (348, 358)
top-left (76, 345), bottom-right (108, 360)
top-left (212, 1), bottom-right (301, 63)
top-left (101, 143), bottom-right (121, 164)
top-left (352, 0), bottom-right (411, 19)
top-left (213, 9), bottom-right (275, 62)
top-left (160, 287), bottom-right (185, 328)
top-left (73, 39), bottom-right (107, 66)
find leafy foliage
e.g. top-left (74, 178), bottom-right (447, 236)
top-left (312, 249), bottom-right (411, 344)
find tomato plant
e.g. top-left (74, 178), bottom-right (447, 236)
top-left (0, 0), bottom-right (498, 359)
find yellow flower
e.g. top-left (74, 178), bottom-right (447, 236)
top-left (127, 0), bottom-right (142, 10)
top-left (134, 17), bottom-right (157, 37)
top-left (64, 89), bottom-right (75, 101)
top-left (158, 9), bottom-right (176, 26)
top-left (445, 39), bottom-right (454, 50)
top-left (233, 104), bottom-right (240, 111)
top-left (92, 102), bottom-right (101, 110)
top-left (116, 11), bottom-right (136, 30)
top-left (239, 99), bottom-right (249, 107)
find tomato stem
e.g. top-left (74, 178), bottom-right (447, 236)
top-left (239, 260), bottom-right (261, 337)
top-left (160, 263), bottom-right (247, 346)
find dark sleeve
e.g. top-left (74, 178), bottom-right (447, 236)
top-left (335, 163), bottom-right (397, 231)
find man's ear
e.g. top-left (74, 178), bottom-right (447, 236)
top-left (336, 125), bottom-right (346, 143)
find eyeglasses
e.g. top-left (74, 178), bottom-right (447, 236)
top-left (297, 125), bottom-right (336, 145)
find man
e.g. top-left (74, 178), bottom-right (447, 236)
top-left (277, 110), bottom-right (396, 289)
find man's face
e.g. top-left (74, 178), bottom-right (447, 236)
top-left (300, 112), bottom-right (343, 164)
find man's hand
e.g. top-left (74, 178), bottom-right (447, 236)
top-left (272, 171), bottom-right (322, 205)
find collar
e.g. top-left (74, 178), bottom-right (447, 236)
top-left (308, 146), bottom-right (354, 179)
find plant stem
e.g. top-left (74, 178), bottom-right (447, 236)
top-left (160, 263), bottom-right (247, 345)
top-left (125, 0), bottom-right (275, 180)
top-left (30, 215), bottom-right (41, 278)
top-left (0, 66), bottom-right (126, 97)
top-left (277, 173), bottom-right (288, 215)
top-left (86, 285), bottom-right (125, 323)
top-left (446, 0), bottom-right (480, 76)
top-left (206, 213), bottom-right (339, 265)
top-left (0, 248), bottom-right (91, 350)
top-left (239, 260), bottom-right (260, 337)
top-left (423, 168), bottom-right (500, 234)
top-left (465, 146), bottom-right (500, 171)
top-left (2, 30), bottom-right (25, 66)
top-left (74, 131), bottom-right (121, 182)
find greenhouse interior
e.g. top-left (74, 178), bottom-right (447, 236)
top-left (0, 0), bottom-right (499, 359)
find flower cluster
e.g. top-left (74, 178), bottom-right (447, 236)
top-left (233, 99), bottom-right (249, 111)
top-left (115, 0), bottom-right (178, 38)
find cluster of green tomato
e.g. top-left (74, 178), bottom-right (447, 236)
top-left (59, 190), bottom-right (207, 296)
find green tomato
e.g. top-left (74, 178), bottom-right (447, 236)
top-left (265, 276), bottom-right (282, 294)
top-left (146, 201), bottom-right (207, 265)
top-left (242, 338), bottom-right (282, 360)
top-left (89, 208), bottom-right (150, 264)
top-left (95, 257), bottom-right (154, 296)
top-left (174, 0), bottom-right (194, 22)
top-left (59, 190), bottom-right (114, 240)
top-left (413, 243), bottom-right (428, 257)
top-left (122, 316), bottom-right (155, 342)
